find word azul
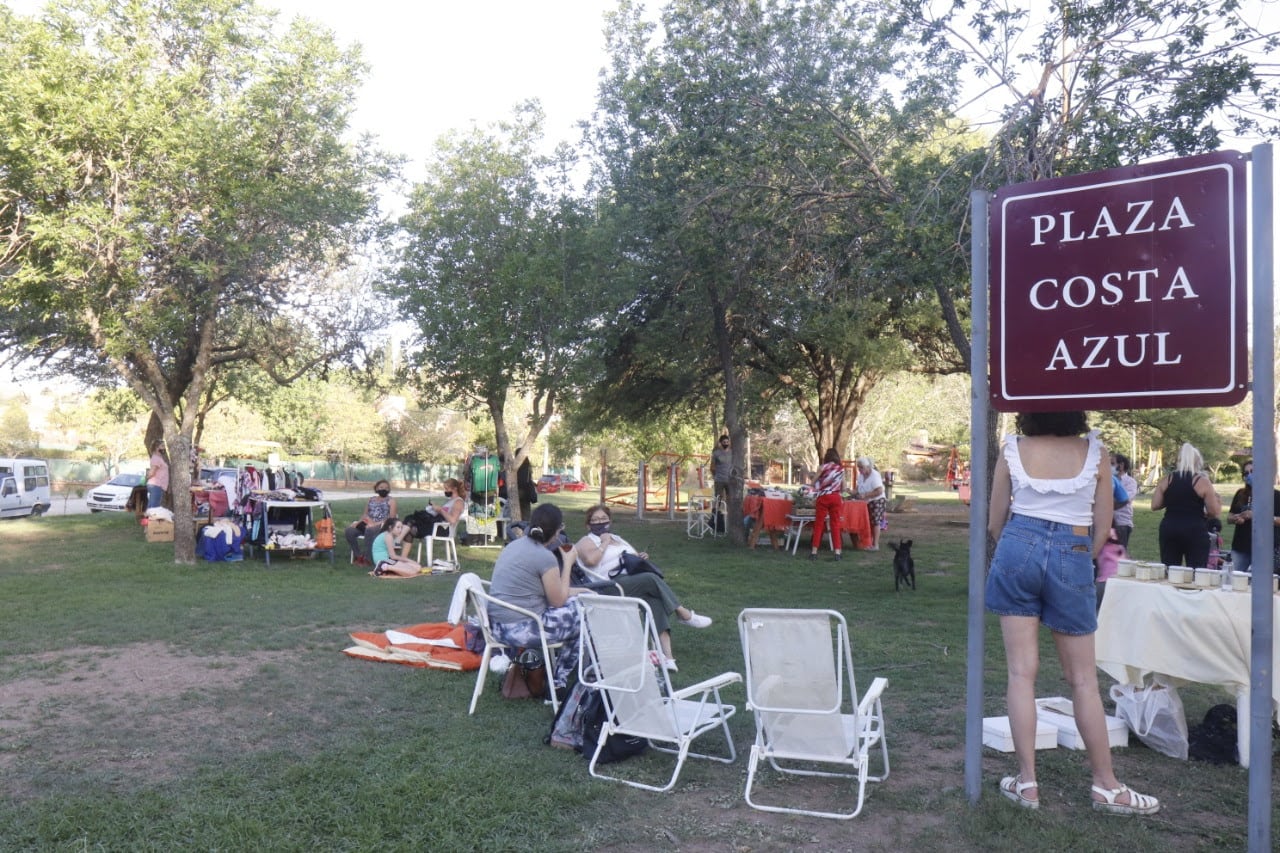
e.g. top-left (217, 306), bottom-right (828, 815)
top-left (1045, 333), bottom-right (1181, 371)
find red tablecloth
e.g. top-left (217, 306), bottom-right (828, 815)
top-left (742, 496), bottom-right (872, 548)
top-left (840, 500), bottom-right (872, 549)
top-left (743, 495), bottom-right (793, 532)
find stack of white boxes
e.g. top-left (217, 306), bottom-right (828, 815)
top-left (982, 697), bottom-right (1128, 752)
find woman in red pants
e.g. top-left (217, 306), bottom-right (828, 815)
top-left (809, 448), bottom-right (844, 561)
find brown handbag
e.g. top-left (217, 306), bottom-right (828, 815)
top-left (501, 648), bottom-right (548, 700)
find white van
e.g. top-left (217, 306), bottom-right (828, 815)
top-left (0, 457), bottom-right (53, 518)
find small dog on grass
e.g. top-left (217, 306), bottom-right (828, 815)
top-left (889, 539), bottom-right (916, 591)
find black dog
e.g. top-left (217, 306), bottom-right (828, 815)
top-left (889, 539), bottom-right (916, 591)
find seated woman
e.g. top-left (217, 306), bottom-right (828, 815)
top-left (368, 518), bottom-right (423, 578)
top-left (574, 504), bottom-right (712, 673)
top-left (345, 479), bottom-right (397, 566)
top-left (488, 503), bottom-right (587, 690)
top-left (412, 478), bottom-right (467, 543)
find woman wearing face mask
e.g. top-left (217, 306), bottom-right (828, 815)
top-left (574, 504), bottom-right (712, 672)
top-left (346, 479), bottom-right (398, 566)
top-left (1227, 460), bottom-right (1280, 574)
top-left (414, 477), bottom-right (467, 540)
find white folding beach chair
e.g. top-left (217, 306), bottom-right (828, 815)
top-left (465, 581), bottom-right (562, 715)
top-left (737, 608), bottom-right (889, 819)
top-left (577, 593), bottom-right (740, 792)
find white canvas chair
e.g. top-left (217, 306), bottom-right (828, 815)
top-left (465, 581), bottom-right (562, 715)
top-left (577, 593), bottom-right (740, 792)
top-left (686, 488), bottom-right (716, 538)
top-left (737, 608), bottom-right (889, 819)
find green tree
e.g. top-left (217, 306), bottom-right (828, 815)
top-left (895, 0), bottom-right (1280, 363)
top-left (0, 399), bottom-right (36, 455)
top-left (51, 387), bottom-right (149, 475)
top-left (392, 104), bottom-right (603, 520)
top-left (589, 0), bottom-right (967, 537)
top-left (0, 0), bottom-right (393, 561)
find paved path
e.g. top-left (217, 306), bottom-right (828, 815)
top-left (42, 487), bottom-right (443, 517)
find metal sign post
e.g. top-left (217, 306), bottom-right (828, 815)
top-left (968, 147), bottom-right (1271, 850)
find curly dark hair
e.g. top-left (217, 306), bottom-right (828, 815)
top-left (1015, 411), bottom-right (1089, 437)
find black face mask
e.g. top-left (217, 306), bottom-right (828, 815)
top-left (376, 489), bottom-right (389, 497)
top-left (444, 491), bottom-right (453, 497)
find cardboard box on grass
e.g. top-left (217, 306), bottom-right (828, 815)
top-left (145, 519), bottom-right (175, 542)
top-left (982, 716), bottom-right (1057, 752)
top-left (1036, 696), bottom-right (1129, 749)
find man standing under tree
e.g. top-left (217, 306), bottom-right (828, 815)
top-left (711, 434), bottom-right (733, 507)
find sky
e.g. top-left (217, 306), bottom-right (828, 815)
top-left (259, 0), bottom-right (619, 176)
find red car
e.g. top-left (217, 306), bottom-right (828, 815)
top-left (560, 475), bottom-right (587, 492)
top-left (536, 475), bottom-right (563, 493)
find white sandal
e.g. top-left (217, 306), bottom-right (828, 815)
top-left (1091, 783), bottom-right (1160, 816)
top-left (999, 775), bottom-right (1039, 810)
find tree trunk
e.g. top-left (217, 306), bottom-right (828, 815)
top-left (710, 291), bottom-right (746, 544)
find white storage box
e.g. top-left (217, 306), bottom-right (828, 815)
top-left (1036, 696), bottom-right (1128, 749)
top-left (982, 715), bottom-right (1058, 752)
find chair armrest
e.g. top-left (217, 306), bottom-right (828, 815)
top-left (673, 671), bottom-right (742, 700)
top-left (856, 676), bottom-right (889, 718)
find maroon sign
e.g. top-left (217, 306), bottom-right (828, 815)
top-left (989, 151), bottom-right (1248, 412)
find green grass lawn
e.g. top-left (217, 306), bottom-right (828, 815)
top-left (0, 487), bottom-right (1271, 851)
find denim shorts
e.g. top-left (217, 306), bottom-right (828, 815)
top-left (985, 514), bottom-right (1097, 635)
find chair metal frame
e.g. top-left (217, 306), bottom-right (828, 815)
top-left (577, 593), bottom-right (740, 792)
top-left (737, 607), bottom-right (889, 819)
top-left (465, 581), bottom-right (562, 715)
top-left (686, 489), bottom-right (725, 539)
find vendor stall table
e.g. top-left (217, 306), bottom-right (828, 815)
top-left (245, 498), bottom-right (334, 566)
top-left (742, 495), bottom-right (871, 553)
top-left (1095, 576), bottom-right (1280, 767)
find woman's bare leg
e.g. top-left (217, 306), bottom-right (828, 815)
top-left (1000, 614), bottom-right (1042, 798)
top-left (1053, 631), bottom-right (1132, 802)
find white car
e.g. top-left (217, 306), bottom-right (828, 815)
top-left (86, 472), bottom-right (145, 512)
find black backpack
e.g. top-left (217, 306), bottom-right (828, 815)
top-left (579, 688), bottom-right (648, 764)
top-left (1188, 703), bottom-right (1238, 765)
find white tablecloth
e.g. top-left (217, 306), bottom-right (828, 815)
top-left (1095, 577), bottom-right (1280, 765)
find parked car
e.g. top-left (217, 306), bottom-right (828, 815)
top-left (86, 472), bottom-right (145, 512)
top-left (536, 474), bottom-right (563, 493)
top-left (560, 475), bottom-right (587, 492)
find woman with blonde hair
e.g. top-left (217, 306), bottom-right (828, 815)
top-left (1150, 442), bottom-right (1221, 567)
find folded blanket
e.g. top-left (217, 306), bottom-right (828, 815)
top-left (343, 622), bottom-right (481, 671)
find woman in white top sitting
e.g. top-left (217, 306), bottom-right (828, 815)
top-left (574, 504), bottom-right (711, 672)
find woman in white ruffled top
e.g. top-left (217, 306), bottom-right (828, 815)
top-left (986, 410), bottom-right (1159, 817)
top-left (574, 504), bottom-right (711, 672)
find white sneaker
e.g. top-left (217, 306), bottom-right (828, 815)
top-left (663, 658), bottom-right (679, 672)
top-left (679, 610), bottom-right (712, 629)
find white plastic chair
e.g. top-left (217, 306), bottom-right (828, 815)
top-left (737, 608), bottom-right (889, 819)
top-left (577, 593), bottom-right (740, 792)
top-left (416, 509), bottom-right (467, 569)
top-left (465, 581), bottom-right (562, 715)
